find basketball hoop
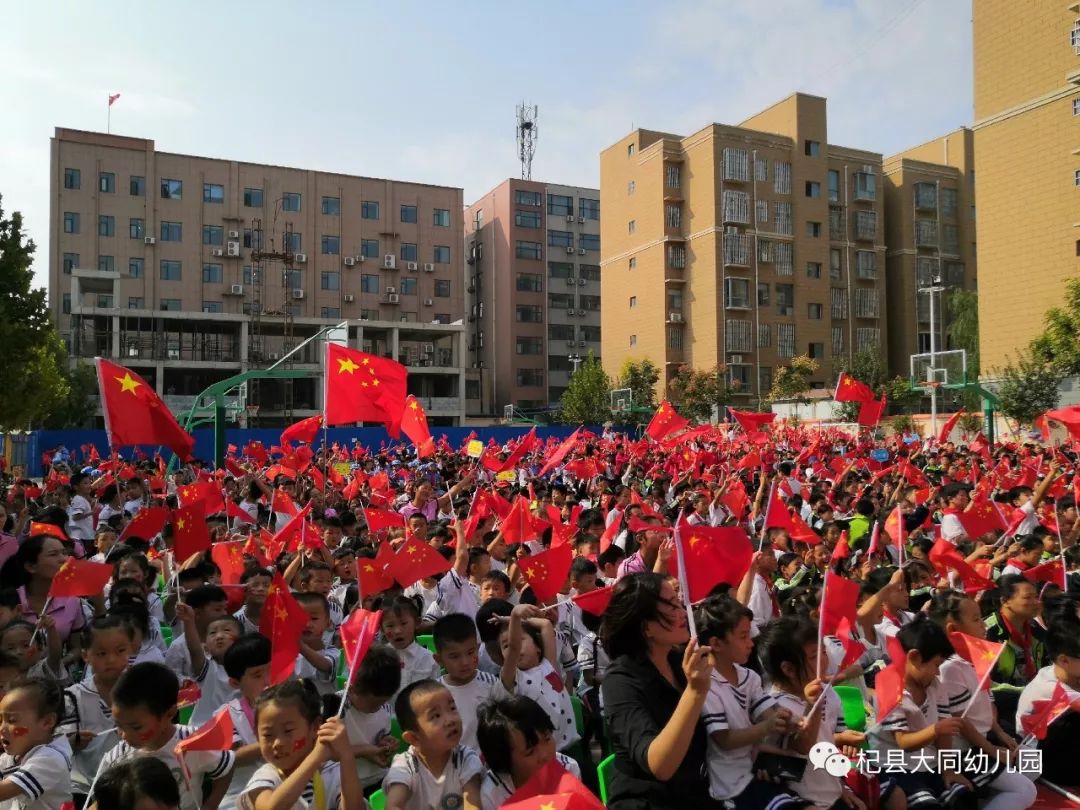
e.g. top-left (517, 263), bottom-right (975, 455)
top-left (919, 381), bottom-right (942, 390)
top-left (245, 404), bottom-right (260, 416)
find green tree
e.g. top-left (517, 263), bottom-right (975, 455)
top-left (667, 364), bottom-right (731, 423)
top-left (43, 360), bottom-right (98, 429)
top-left (767, 355), bottom-right (819, 417)
top-left (995, 351), bottom-right (1062, 428)
top-left (559, 352), bottom-right (612, 425)
top-left (1030, 279), bottom-right (1080, 375)
top-left (615, 358), bottom-right (660, 424)
top-left (945, 287), bottom-right (982, 409)
top-left (832, 347), bottom-right (920, 420)
top-left (0, 195), bottom-right (69, 429)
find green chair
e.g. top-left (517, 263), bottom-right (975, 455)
top-left (159, 625), bottom-right (173, 648)
top-left (416, 634), bottom-right (436, 654)
top-left (388, 716), bottom-right (408, 754)
top-left (833, 684), bottom-right (869, 734)
top-left (367, 789), bottom-right (385, 810)
top-left (178, 705), bottom-right (193, 725)
top-left (570, 695), bottom-right (585, 738)
top-left (597, 753), bottom-right (615, 805)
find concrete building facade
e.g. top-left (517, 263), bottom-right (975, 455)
top-left (599, 94), bottom-right (886, 404)
top-left (464, 179), bottom-right (601, 416)
top-left (972, 1), bottom-right (1080, 372)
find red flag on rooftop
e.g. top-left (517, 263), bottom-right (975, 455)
top-left (96, 359), bottom-right (195, 460)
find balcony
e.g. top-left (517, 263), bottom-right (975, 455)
top-left (853, 211), bottom-right (877, 241)
top-left (723, 233), bottom-right (750, 266)
top-left (414, 396), bottom-right (461, 413)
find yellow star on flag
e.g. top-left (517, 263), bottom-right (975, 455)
top-left (409, 400), bottom-right (420, 410)
top-left (275, 607), bottom-right (288, 622)
top-left (541, 804), bottom-right (556, 810)
top-left (406, 544), bottom-right (419, 555)
top-left (361, 357), bottom-right (370, 365)
top-left (337, 357), bottom-right (359, 375)
top-left (370, 379), bottom-right (380, 387)
top-left (176, 518), bottom-right (186, 530)
top-left (360, 381), bottom-right (369, 388)
top-left (363, 563), bottom-right (375, 573)
top-left (115, 372), bottom-right (141, 395)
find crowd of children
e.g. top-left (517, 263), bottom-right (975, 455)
top-left (0, 432), bottom-right (1078, 809)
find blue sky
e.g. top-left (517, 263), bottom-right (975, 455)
top-left (2, 0), bottom-right (972, 290)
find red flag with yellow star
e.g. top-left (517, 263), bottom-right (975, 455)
top-left (948, 631), bottom-right (1004, 693)
top-left (171, 502), bottom-right (211, 562)
top-left (669, 523), bottom-right (753, 602)
top-left (358, 550), bottom-right (395, 596)
top-left (502, 759), bottom-right (604, 810)
top-left (400, 395), bottom-right (435, 458)
top-left (259, 573), bottom-right (309, 685)
top-left (339, 608), bottom-right (382, 689)
top-left (387, 535), bottom-right (452, 589)
top-left (833, 372), bottom-right (875, 404)
top-left (117, 506), bottom-right (169, 544)
top-left (324, 344), bottom-right (408, 436)
top-left (95, 358), bottom-right (195, 460)
top-left (645, 399), bottom-right (689, 441)
top-left (48, 558), bottom-right (113, 599)
top-left (518, 542), bottom-right (573, 603)
top-left (210, 541), bottom-right (247, 585)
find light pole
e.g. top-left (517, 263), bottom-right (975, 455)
top-left (917, 281), bottom-right (945, 437)
top-left (568, 354), bottom-right (583, 374)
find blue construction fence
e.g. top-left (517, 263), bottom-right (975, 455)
top-left (13, 425), bottom-right (604, 474)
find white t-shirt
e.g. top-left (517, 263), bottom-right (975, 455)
top-left (67, 495), bottom-right (94, 541)
top-left (164, 632), bottom-right (194, 678)
top-left (395, 642), bottom-right (442, 699)
top-left (59, 681), bottom-right (117, 793)
top-left (701, 665), bottom-right (776, 800)
top-left (1016, 665), bottom-right (1080, 734)
top-left (770, 687), bottom-right (845, 807)
top-left (873, 679), bottom-right (944, 770)
top-left (0, 737), bottom-right (74, 810)
top-left (241, 760), bottom-right (341, 810)
top-left (940, 511), bottom-right (966, 544)
top-left (938, 655), bottom-right (993, 739)
top-left (404, 581), bottom-right (439, 614)
top-left (479, 752), bottom-right (580, 810)
top-left (383, 745), bottom-right (483, 810)
top-left (295, 646), bottom-right (340, 696)
top-left (94, 724), bottom-right (235, 810)
top-left (191, 658), bottom-right (239, 727)
top-left (747, 575), bottom-right (778, 638)
top-left (441, 671), bottom-right (507, 752)
top-left (221, 699), bottom-right (259, 810)
top-left (575, 631), bottom-right (610, 697)
top-left (423, 570), bottom-right (480, 623)
top-left (341, 698), bottom-right (393, 787)
top-left (1016, 500), bottom-right (1039, 536)
top-left (514, 659), bottom-right (579, 752)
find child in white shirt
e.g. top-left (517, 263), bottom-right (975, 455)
top-left (0, 677), bottom-right (73, 810)
top-left (292, 593), bottom-right (341, 696)
top-left (221, 634), bottom-right (271, 810)
top-left (381, 596), bottom-right (441, 699)
top-left (433, 613), bottom-right (507, 751)
top-left (174, 605), bottom-right (242, 727)
top-left (339, 644), bottom-right (401, 789)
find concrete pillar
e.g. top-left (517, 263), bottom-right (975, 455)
top-left (456, 330), bottom-right (467, 426)
top-left (111, 316), bottom-right (121, 358)
top-left (239, 321), bottom-right (249, 370)
top-left (390, 327), bottom-right (399, 361)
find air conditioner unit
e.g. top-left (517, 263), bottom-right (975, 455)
top-left (477, 361), bottom-right (485, 369)
top-left (292, 289), bottom-right (305, 299)
top-left (127, 346), bottom-right (138, 357)
top-left (144, 236), bottom-right (155, 245)
top-left (356, 255), bottom-right (365, 263)
top-left (669, 312), bottom-right (683, 322)
top-left (578, 278), bottom-right (587, 286)
top-left (567, 339), bottom-right (575, 347)
top-left (294, 253), bottom-right (307, 263)
top-left (424, 298), bottom-right (434, 306)
top-left (729, 355), bottom-right (744, 364)
top-left (566, 214), bottom-right (575, 223)
top-left (423, 263), bottom-right (435, 273)
top-left (229, 284), bottom-right (243, 295)
top-left (387, 293), bottom-right (400, 303)
top-left (227, 230), bottom-right (240, 239)
top-left (406, 262), bottom-right (418, 272)
top-left (344, 257), bottom-right (356, 267)
top-left (578, 248), bottom-right (586, 255)
top-left (566, 277), bottom-right (575, 286)
top-left (167, 349), bottom-right (180, 360)
top-left (579, 340), bottom-right (586, 347)
top-left (568, 308), bottom-right (578, 316)
top-left (268, 352), bottom-right (280, 361)
top-left (386, 286), bottom-right (397, 294)
top-left (211, 248), bottom-right (224, 257)
top-left (343, 294), bottom-right (355, 303)
top-left (565, 246), bottom-right (574, 254)
top-left (422, 343), bottom-right (434, 354)
top-left (383, 254), bottom-right (397, 269)
top-left (577, 216), bottom-right (585, 224)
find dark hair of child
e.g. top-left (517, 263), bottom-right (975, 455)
top-left (780, 587), bottom-right (820, 620)
top-left (341, 583), bottom-right (360, 616)
top-left (176, 567), bottom-right (206, 589)
top-left (7, 676), bottom-right (63, 724)
top-left (351, 644), bottom-right (401, 697)
top-left (694, 593), bottom-right (755, 647)
top-left (570, 556), bottom-right (598, 580)
top-left (476, 695), bottom-right (556, 775)
top-left (184, 584), bottom-right (228, 610)
top-left (255, 678), bottom-right (322, 724)
top-left (927, 589), bottom-right (971, 628)
top-left (596, 545), bottom-right (626, 571)
top-left (1046, 621), bottom-right (1080, 661)
top-left (292, 592), bottom-right (329, 618)
top-left (432, 613), bottom-right (478, 650)
top-left (481, 570), bottom-right (511, 594)
top-left (865, 566), bottom-right (899, 594)
top-left (467, 547), bottom-right (490, 574)
top-left (383, 594), bottom-right (422, 623)
top-left (331, 547), bottom-right (355, 562)
top-left (240, 566), bottom-right (274, 585)
top-left (223, 634), bottom-right (272, 680)
top-left (476, 599), bottom-right (514, 644)
top-left (93, 756), bottom-right (181, 810)
top-left (297, 561), bottom-right (332, 587)
top-left (0, 620), bottom-right (36, 645)
top-left (394, 679), bottom-right (447, 734)
top-left (113, 662), bottom-right (180, 716)
top-left (82, 614), bottom-right (135, 648)
top-left (758, 616), bottom-right (818, 686)
top-left (896, 614), bottom-right (955, 661)
top-left (0, 588), bottom-right (19, 611)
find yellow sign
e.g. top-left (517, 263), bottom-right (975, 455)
top-left (333, 462), bottom-right (352, 477)
top-left (467, 440), bottom-right (484, 458)
top-left (496, 470), bottom-right (517, 482)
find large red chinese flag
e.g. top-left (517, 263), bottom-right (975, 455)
top-left (645, 400), bottom-right (689, 441)
top-left (729, 408), bottom-right (776, 434)
top-left (400, 396), bottom-right (435, 458)
top-left (518, 543), bottom-right (573, 603)
top-left (833, 372), bottom-right (875, 404)
top-left (363, 507), bottom-right (405, 533)
top-left (857, 394), bottom-right (887, 428)
top-left (48, 558), bottom-right (113, 599)
top-left (493, 428), bottom-right (539, 474)
top-left (280, 415), bottom-right (323, 446)
top-left (324, 344), bottom-right (408, 435)
top-left (96, 359), bottom-right (195, 460)
top-left (260, 574), bottom-right (309, 685)
top-left (171, 503), bottom-right (211, 562)
top-left (211, 541), bottom-right (247, 585)
top-left (670, 523), bottom-right (754, 603)
top-left (763, 484), bottom-right (795, 533)
top-left (387, 535), bottom-right (452, 589)
top-left (929, 538), bottom-right (994, 592)
top-left (358, 551), bottom-right (395, 597)
top-left (937, 410), bottom-right (964, 444)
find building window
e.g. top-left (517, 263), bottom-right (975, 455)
top-left (160, 178), bottom-right (182, 199)
top-left (98, 255), bottom-right (114, 273)
top-left (802, 262), bottom-right (821, 280)
top-left (628, 220), bottom-right (636, 234)
top-left (360, 274), bottom-right (380, 294)
top-left (627, 180), bottom-right (635, 195)
top-left (516, 305), bottom-right (543, 323)
top-left (516, 240), bottom-right (542, 260)
top-left (62, 252), bottom-right (79, 274)
top-left (855, 210), bottom-right (877, 240)
top-left (629, 334), bottom-right (637, 347)
top-left (668, 326), bottom-right (682, 350)
top-left (202, 263), bottom-right (223, 283)
top-left (128, 297), bottom-right (144, 309)
top-left (398, 243), bottom-right (417, 262)
top-left (515, 190), bottom-right (542, 206)
top-left (243, 228), bottom-right (263, 250)
top-left (723, 148), bottom-right (750, 181)
top-left (629, 257), bottom-right (637, 270)
top-left (285, 233), bottom-right (302, 253)
top-left (433, 245), bottom-right (450, 263)
top-left (854, 172), bottom-right (876, 201)
top-left (804, 140), bottom-right (820, 157)
top-left (774, 161), bottom-right (792, 194)
top-left (321, 307), bottom-right (340, 319)
top-left (160, 221), bottom-right (182, 241)
top-left (757, 282), bottom-right (770, 306)
top-left (806, 221), bottom-right (822, 238)
top-left (99, 172), bottom-right (115, 193)
top-left (1072, 17), bottom-right (1079, 47)
top-left (63, 168), bottom-right (80, 189)
top-left (580, 198), bottom-right (600, 220)
top-left (914, 182), bottom-right (937, 210)
top-left (434, 279), bottom-right (451, 297)
top-left (243, 187), bottom-right (263, 207)
top-left (203, 183), bottom-right (224, 203)
top-left (941, 188), bottom-right (958, 218)
top-left (548, 194), bottom-right (573, 217)
top-left (580, 264), bottom-right (600, 282)
top-left (580, 294), bottom-right (600, 311)
top-left (399, 277), bottom-right (417, 295)
top-left (516, 337), bottom-right (544, 355)
top-left (808, 341), bottom-right (825, 359)
top-left (805, 181), bottom-right (821, 199)
top-left (830, 248), bottom-right (842, 279)
top-left (320, 235), bottom-right (340, 255)
top-left (98, 215), bottom-right (115, 237)
top-left (129, 218), bottom-right (144, 239)
top-left (774, 202), bottom-right (792, 235)
top-left (777, 323), bottom-right (796, 357)
top-left (400, 205), bottom-right (417, 223)
top-left (128, 258), bottom-right (143, 278)
top-left (831, 288), bottom-right (848, 319)
top-left (433, 208), bottom-right (450, 227)
top-left (130, 175), bottom-right (145, 196)
top-left (160, 298), bottom-right (181, 311)
top-left (515, 211), bottom-right (541, 228)
top-left (724, 278), bottom-right (750, 309)
top-left (1075, 169), bottom-right (1080, 187)
top-left (242, 265), bottom-right (253, 284)
top-left (516, 368), bottom-right (544, 387)
top-left (202, 301), bottom-right (223, 314)
top-left (808, 303), bottom-right (823, 320)
top-left (159, 261), bottom-right (182, 281)
top-left (62, 294), bottom-right (71, 315)
top-left (667, 288), bottom-right (683, 313)
top-left (321, 196), bottom-right (340, 216)
top-left (549, 323), bottom-right (574, 341)
top-left (549, 230), bottom-right (573, 248)
top-left (828, 170), bottom-right (840, 202)
top-left (548, 262), bottom-right (573, 280)
top-left (361, 200), bottom-right (380, 219)
top-left (203, 225), bottom-right (224, 246)
top-left (549, 292), bottom-right (573, 309)
top-left (282, 192), bottom-right (301, 212)
top-left (755, 199), bottom-right (769, 225)
top-left (321, 271), bottom-right (340, 291)
top-left (776, 283), bottom-right (794, 316)
top-left (516, 273), bottom-right (543, 292)
top-left (1074, 98), bottom-right (1080, 116)
top-left (629, 296), bottom-right (637, 309)
top-left (580, 233), bottom-right (600, 252)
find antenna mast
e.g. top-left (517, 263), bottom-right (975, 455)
top-left (516, 103), bottom-right (538, 181)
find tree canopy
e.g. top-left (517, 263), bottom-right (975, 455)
top-left (559, 352), bottom-right (612, 425)
top-left (995, 350), bottom-right (1061, 428)
top-left (667, 364), bottom-right (731, 423)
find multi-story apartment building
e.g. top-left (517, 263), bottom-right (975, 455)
top-left (972, 1), bottom-right (1080, 372)
top-left (599, 93), bottom-right (886, 404)
top-left (50, 128), bottom-right (468, 425)
top-left (464, 179), bottom-right (601, 416)
top-left (883, 128), bottom-right (977, 380)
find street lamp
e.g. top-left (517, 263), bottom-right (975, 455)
top-left (568, 354), bottom-right (583, 374)
top-left (917, 277), bottom-right (946, 437)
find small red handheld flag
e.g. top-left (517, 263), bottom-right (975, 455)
top-left (174, 706), bottom-right (233, 783)
top-left (171, 502), bottom-right (211, 563)
top-left (571, 585), bottom-right (615, 616)
top-left (280, 415), bottom-right (323, 446)
top-left (518, 543), bottom-right (573, 603)
top-left (387, 535), bottom-right (452, 589)
top-left (118, 506), bottom-right (169, 544)
top-left (645, 400), bottom-right (689, 442)
top-left (339, 608), bottom-right (382, 691)
top-left (48, 558), bottom-right (113, 599)
top-left (259, 574), bottom-right (309, 685)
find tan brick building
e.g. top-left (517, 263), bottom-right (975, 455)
top-left (972, 1), bottom-right (1080, 373)
top-left (599, 93), bottom-right (886, 405)
top-left (50, 128), bottom-right (469, 425)
top-left (883, 128), bottom-right (977, 381)
top-left (464, 179), bottom-right (601, 416)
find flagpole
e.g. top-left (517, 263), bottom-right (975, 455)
top-left (107, 94), bottom-right (111, 134)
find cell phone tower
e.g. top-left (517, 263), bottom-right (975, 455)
top-left (516, 103), bottom-right (538, 181)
